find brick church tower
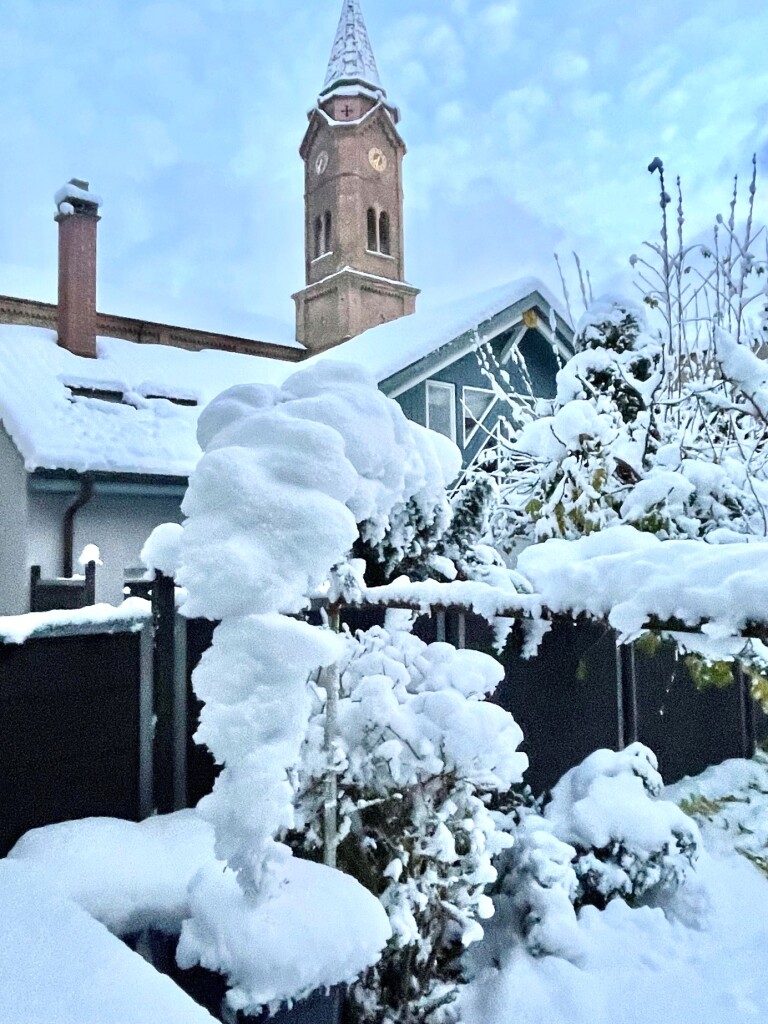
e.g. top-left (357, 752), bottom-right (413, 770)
top-left (292, 0), bottom-right (419, 353)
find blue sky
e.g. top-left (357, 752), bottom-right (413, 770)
top-left (1, 0), bottom-right (767, 337)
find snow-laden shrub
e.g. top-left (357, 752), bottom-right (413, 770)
top-left (289, 618), bottom-right (528, 1024)
top-left (475, 744), bottom-right (699, 976)
top-left (489, 297), bottom-right (661, 546)
top-left (485, 160), bottom-right (768, 553)
top-left (174, 362), bottom-right (463, 1013)
top-left (488, 814), bottom-right (584, 963)
top-left (543, 743), bottom-right (700, 909)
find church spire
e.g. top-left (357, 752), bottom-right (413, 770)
top-left (321, 0), bottom-right (383, 97)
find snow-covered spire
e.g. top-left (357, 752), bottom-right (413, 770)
top-left (321, 0), bottom-right (383, 97)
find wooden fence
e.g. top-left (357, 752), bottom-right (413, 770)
top-left (0, 576), bottom-right (765, 854)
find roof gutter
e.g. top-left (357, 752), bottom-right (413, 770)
top-left (25, 468), bottom-right (188, 578)
top-left (29, 467), bottom-right (188, 499)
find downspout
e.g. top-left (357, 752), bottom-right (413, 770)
top-left (62, 473), bottom-right (94, 577)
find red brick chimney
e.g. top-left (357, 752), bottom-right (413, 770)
top-left (54, 179), bottom-right (101, 358)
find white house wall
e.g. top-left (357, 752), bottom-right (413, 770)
top-left (27, 488), bottom-right (184, 607)
top-left (0, 424), bottom-right (30, 615)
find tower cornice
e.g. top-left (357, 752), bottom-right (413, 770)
top-left (299, 102), bottom-right (405, 162)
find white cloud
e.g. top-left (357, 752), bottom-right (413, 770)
top-left (551, 52), bottom-right (590, 83)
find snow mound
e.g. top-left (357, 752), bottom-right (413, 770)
top-left (0, 859), bottom-right (217, 1024)
top-left (177, 852), bottom-right (391, 1016)
top-left (141, 522), bottom-right (184, 578)
top-left (7, 811), bottom-right (216, 936)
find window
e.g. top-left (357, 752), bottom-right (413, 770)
top-left (462, 386), bottom-right (496, 446)
top-left (426, 381), bottom-right (456, 442)
top-left (379, 212), bottom-right (391, 255)
top-left (366, 208), bottom-right (392, 255)
top-left (323, 211), bottom-right (332, 253)
top-left (313, 216), bottom-right (323, 259)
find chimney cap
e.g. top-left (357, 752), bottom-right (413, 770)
top-left (54, 178), bottom-right (103, 216)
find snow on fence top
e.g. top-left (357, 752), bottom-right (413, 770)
top-left (360, 525), bottom-right (768, 650)
top-left (0, 597), bottom-right (150, 645)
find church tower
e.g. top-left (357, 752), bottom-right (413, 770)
top-left (292, 0), bottom-right (419, 353)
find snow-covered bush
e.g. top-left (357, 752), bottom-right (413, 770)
top-left (289, 617), bottom-right (528, 1024)
top-left (487, 814), bottom-right (584, 963)
top-left (489, 298), bottom-right (661, 546)
top-left (171, 362), bottom-right (464, 1013)
top-left (543, 743), bottom-right (700, 910)
top-left (481, 158), bottom-right (768, 554)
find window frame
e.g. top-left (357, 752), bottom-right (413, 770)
top-left (425, 380), bottom-right (457, 443)
top-left (461, 385), bottom-right (497, 447)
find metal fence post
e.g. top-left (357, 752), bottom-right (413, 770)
top-left (173, 611), bottom-right (189, 810)
top-left (735, 662), bottom-right (756, 760)
top-left (138, 622), bottom-right (155, 820)
top-left (616, 641), bottom-right (638, 749)
top-left (151, 571), bottom-right (176, 815)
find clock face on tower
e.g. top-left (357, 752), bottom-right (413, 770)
top-left (315, 150), bottom-right (329, 176)
top-left (368, 147), bottom-right (387, 173)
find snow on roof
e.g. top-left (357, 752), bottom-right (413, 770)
top-left (308, 276), bottom-right (572, 385)
top-left (0, 326), bottom-right (291, 476)
top-left (0, 278), bottom-right (566, 477)
top-left (321, 0), bottom-right (383, 97)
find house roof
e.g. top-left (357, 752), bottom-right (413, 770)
top-left (0, 277), bottom-right (571, 478)
top-left (304, 276), bottom-right (573, 394)
top-left (0, 326), bottom-right (288, 477)
top-left (321, 0), bottom-right (383, 99)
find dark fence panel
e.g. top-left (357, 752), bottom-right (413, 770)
top-left (634, 640), bottom-right (752, 784)
top-left (490, 617), bottom-right (621, 794)
top-left (305, 607), bottom-right (767, 794)
top-left (0, 630), bottom-right (143, 855)
top-left (186, 617), bottom-right (219, 807)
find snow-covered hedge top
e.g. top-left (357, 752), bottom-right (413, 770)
top-left (516, 525), bottom-right (768, 641)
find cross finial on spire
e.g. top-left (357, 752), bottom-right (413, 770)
top-left (321, 0), bottom-right (383, 97)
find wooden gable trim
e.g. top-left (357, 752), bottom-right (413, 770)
top-left (381, 290), bottom-right (573, 399)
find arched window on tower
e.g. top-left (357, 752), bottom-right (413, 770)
top-left (379, 211), bottom-right (391, 255)
top-left (313, 216), bottom-right (323, 260)
top-left (324, 211), bottom-right (332, 254)
top-left (367, 208), bottom-right (377, 251)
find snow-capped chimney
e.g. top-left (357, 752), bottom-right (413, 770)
top-left (54, 178), bottom-right (102, 358)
